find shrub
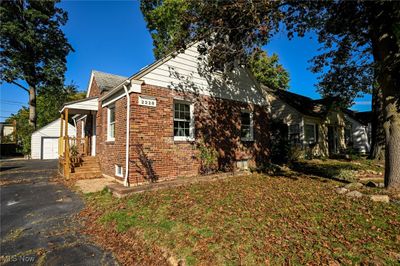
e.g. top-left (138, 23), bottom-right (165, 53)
top-left (197, 140), bottom-right (219, 174)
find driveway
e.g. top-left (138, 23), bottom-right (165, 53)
top-left (0, 159), bottom-right (118, 265)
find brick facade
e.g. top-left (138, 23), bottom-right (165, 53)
top-left (82, 79), bottom-right (270, 185)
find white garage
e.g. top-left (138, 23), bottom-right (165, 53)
top-left (31, 118), bottom-right (76, 159)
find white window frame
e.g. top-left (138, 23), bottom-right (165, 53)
top-left (173, 100), bottom-right (195, 142)
top-left (107, 105), bottom-right (116, 141)
top-left (304, 123), bottom-right (317, 144)
top-left (81, 119), bottom-right (85, 138)
top-left (240, 109), bottom-right (254, 142)
top-left (115, 165), bottom-right (123, 177)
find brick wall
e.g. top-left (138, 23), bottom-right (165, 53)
top-left (126, 84), bottom-right (269, 185)
top-left (88, 79), bottom-right (101, 98)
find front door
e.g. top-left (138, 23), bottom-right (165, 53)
top-left (328, 126), bottom-right (337, 155)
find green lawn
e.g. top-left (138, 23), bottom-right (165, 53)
top-left (84, 174), bottom-right (400, 265)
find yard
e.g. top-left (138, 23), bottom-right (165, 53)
top-left (81, 169), bottom-right (400, 265)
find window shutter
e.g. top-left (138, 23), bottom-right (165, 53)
top-left (315, 124), bottom-right (319, 143)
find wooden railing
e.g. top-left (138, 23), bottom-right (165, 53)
top-left (58, 136), bottom-right (90, 178)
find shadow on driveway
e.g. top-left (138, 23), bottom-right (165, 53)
top-left (0, 160), bottom-right (118, 265)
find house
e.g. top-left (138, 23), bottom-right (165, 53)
top-left (58, 42), bottom-right (270, 186)
top-left (0, 121), bottom-right (16, 144)
top-left (266, 88), bottom-right (347, 157)
top-left (343, 110), bottom-right (371, 154)
top-left (31, 118), bottom-right (76, 159)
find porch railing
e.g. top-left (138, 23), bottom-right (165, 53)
top-left (58, 136), bottom-right (90, 178)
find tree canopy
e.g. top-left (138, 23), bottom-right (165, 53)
top-left (0, 0), bottom-right (73, 128)
top-left (249, 50), bottom-right (289, 91)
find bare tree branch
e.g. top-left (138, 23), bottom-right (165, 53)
top-left (10, 81), bottom-right (29, 92)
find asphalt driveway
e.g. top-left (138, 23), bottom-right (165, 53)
top-left (0, 159), bottom-right (118, 265)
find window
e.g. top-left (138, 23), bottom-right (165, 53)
top-left (115, 165), bottom-right (123, 177)
top-left (173, 101), bottom-right (194, 141)
top-left (345, 125), bottom-right (353, 145)
top-left (241, 110), bottom-right (253, 141)
top-left (304, 124), bottom-right (316, 144)
top-left (107, 105), bottom-right (115, 141)
top-left (289, 124), bottom-right (301, 144)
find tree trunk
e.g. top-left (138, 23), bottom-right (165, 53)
top-left (369, 2), bottom-right (400, 189)
top-left (28, 85), bottom-right (37, 129)
top-left (368, 84), bottom-right (385, 160)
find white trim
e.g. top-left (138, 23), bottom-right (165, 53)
top-left (85, 72), bottom-right (96, 98)
top-left (115, 165), bottom-right (123, 177)
top-left (173, 99), bottom-right (195, 142)
top-left (81, 120), bottom-right (85, 138)
top-left (102, 92), bottom-right (125, 107)
top-left (240, 109), bottom-right (254, 142)
top-left (107, 105), bottom-right (116, 141)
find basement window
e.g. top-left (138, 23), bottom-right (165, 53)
top-left (115, 165), bottom-right (123, 177)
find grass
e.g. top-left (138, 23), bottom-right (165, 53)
top-left (290, 158), bottom-right (383, 182)
top-left (84, 173), bottom-right (400, 265)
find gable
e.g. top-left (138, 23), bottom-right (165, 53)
top-left (139, 43), bottom-right (266, 106)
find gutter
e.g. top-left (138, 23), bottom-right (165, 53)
top-left (123, 82), bottom-right (131, 187)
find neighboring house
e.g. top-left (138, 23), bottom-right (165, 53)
top-left (0, 121), bottom-right (16, 144)
top-left (343, 110), bottom-right (371, 154)
top-left (31, 118), bottom-right (76, 159)
top-left (59, 42), bottom-right (270, 186)
top-left (266, 88), bottom-right (347, 157)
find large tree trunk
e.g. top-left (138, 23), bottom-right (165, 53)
top-left (28, 85), bottom-right (37, 129)
top-left (368, 84), bottom-right (385, 160)
top-left (369, 2), bottom-right (400, 189)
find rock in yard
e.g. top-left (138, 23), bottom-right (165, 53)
top-left (366, 181), bottom-right (378, 187)
top-left (344, 182), bottom-right (364, 189)
top-left (346, 191), bottom-right (363, 198)
top-left (336, 187), bottom-right (349, 194)
top-left (370, 195), bottom-right (390, 203)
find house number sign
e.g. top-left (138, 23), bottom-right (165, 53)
top-left (139, 96), bottom-right (156, 107)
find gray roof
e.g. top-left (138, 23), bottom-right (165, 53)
top-left (92, 70), bottom-right (127, 92)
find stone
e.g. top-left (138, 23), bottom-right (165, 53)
top-left (365, 181), bottom-right (378, 188)
top-left (370, 195), bottom-right (390, 203)
top-left (346, 191), bottom-right (363, 198)
top-left (336, 187), bottom-right (349, 194)
top-left (344, 182), bottom-right (364, 189)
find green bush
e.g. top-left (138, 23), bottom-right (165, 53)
top-left (197, 140), bottom-right (219, 174)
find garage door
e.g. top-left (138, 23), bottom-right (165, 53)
top-left (42, 137), bottom-right (59, 159)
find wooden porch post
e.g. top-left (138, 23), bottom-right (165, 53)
top-left (59, 113), bottom-right (64, 156)
top-left (64, 108), bottom-right (70, 178)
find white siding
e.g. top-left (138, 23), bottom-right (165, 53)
top-left (345, 115), bottom-right (370, 154)
top-left (31, 118), bottom-right (76, 159)
top-left (141, 43), bottom-right (267, 106)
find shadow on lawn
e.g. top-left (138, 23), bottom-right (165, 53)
top-left (290, 161), bottom-right (360, 184)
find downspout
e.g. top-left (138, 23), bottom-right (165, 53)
top-left (123, 81), bottom-right (130, 187)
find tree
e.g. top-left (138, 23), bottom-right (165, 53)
top-left (249, 50), bottom-right (289, 91)
top-left (6, 84), bottom-right (85, 155)
top-left (0, 0), bottom-right (73, 129)
top-left (140, 0), bottom-right (400, 188)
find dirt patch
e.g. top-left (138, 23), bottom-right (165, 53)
top-left (75, 177), bottom-right (116, 194)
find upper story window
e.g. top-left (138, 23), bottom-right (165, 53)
top-left (107, 105), bottom-right (115, 141)
top-left (304, 123), bottom-right (317, 144)
top-left (241, 110), bottom-right (253, 141)
top-left (173, 101), bottom-right (194, 141)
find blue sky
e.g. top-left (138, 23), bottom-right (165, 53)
top-left (0, 0), bottom-right (371, 122)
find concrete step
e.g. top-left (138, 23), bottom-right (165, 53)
top-left (70, 172), bottom-right (102, 179)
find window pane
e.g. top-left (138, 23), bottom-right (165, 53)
top-left (241, 112), bottom-right (250, 126)
top-left (110, 123), bottom-right (115, 138)
top-left (109, 107), bottom-right (115, 123)
top-left (304, 124), bottom-right (315, 142)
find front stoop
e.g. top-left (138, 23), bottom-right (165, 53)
top-left (107, 170), bottom-right (250, 198)
top-left (70, 156), bottom-right (102, 179)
